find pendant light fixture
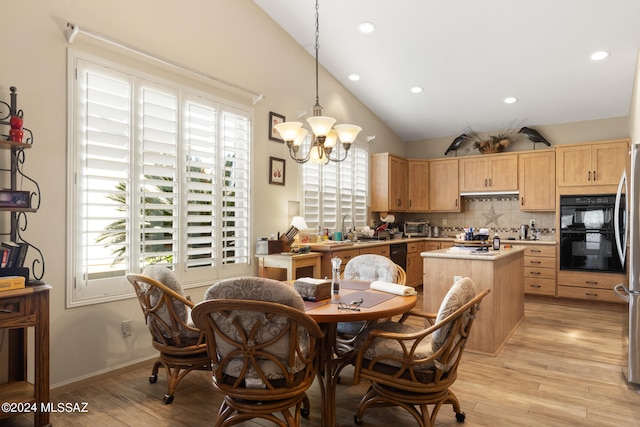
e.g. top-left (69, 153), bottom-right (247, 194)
top-left (274, 0), bottom-right (362, 164)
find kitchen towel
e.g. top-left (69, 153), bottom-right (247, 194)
top-left (370, 281), bottom-right (417, 296)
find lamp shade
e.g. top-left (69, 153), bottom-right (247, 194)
top-left (293, 128), bottom-right (309, 147)
top-left (333, 124), bottom-right (362, 144)
top-left (307, 116), bottom-right (336, 137)
top-left (274, 121), bottom-right (302, 141)
top-left (324, 129), bottom-right (338, 149)
top-left (290, 216), bottom-right (309, 230)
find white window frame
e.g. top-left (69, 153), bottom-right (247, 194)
top-left (66, 50), bottom-right (252, 307)
top-left (301, 142), bottom-right (369, 233)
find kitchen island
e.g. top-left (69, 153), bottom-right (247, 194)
top-left (422, 245), bottom-right (526, 355)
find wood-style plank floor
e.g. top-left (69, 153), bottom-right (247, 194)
top-left (3, 293), bottom-right (640, 427)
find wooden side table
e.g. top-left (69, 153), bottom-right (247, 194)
top-left (257, 253), bottom-right (322, 280)
top-left (0, 284), bottom-right (51, 427)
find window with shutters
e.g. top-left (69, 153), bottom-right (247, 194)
top-left (301, 141), bottom-right (368, 233)
top-left (67, 54), bottom-right (251, 306)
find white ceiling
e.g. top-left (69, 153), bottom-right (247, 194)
top-left (253, 0), bottom-right (640, 142)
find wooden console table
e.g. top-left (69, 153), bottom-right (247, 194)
top-left (257, 253), bottom-right (322, 280)
top-left (0, 284), bottom-right (51, 427)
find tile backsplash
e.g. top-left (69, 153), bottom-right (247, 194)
top-left (400, 195), bottom-right (556, 239)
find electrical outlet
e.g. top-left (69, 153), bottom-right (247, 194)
top-left (121, 319), bottom-right (132, 337)
top-left (442, 219), bottom-right (448, 226)
top-left (530, 219), bottom-right (536, 229)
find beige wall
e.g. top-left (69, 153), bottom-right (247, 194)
top-left (1, 0), bottom-right (402, 387)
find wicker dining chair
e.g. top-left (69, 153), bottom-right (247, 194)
top-left (126, 266), bottom-right (210, 404)
top-left (192, 277), bottom-right (324, 427)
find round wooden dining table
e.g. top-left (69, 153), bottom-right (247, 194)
top-left (302, 281), bottom-right (417, 427)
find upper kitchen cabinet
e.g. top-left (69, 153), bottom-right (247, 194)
top-left (407, 159), bottom-right (429, 211)
top-left (371, 153), bottom-right (408, 212)
top-left (518, 150), bottom-right (555, 211)
top-left (429, 158), bottom-right (460, 212)
top-left (556, 139), bottom-right (629, 191)
top-left (459, 153), bottom-right (518, 192)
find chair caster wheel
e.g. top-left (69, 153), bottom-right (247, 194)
top-left (455, 411), bottom-right (466, 422)
top-left (149, 374), bottom-right (158, 384)
top-left (301, 408), bottom-right (310, 418)
top-left (163, 394), bottom-right (174, 404)
top-left (354, 415), bottom-right (363, 425)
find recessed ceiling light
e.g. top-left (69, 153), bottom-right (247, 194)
top-left (590, 51), bottom-right (610, 61)
top-left (348, 74), bottom-right (361, 81)
top-left (357, 21), bottom-right (376, 34)
top-left (410, 86), bottom-right (423, 94)
top-left (504, 97), bottom-right (518, 104)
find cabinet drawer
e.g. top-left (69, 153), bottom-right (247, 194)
top-left (524, 278), bottom-right (556, 296)
top-left (557, 285), bottom-right (623, 303)
top-left (524, 256), bottom-right (555, 269)
top-left (0, 296), bottom-right (26, 322)
top-left (558, 271), bottom-right (626, 289)
top-left (523, 245), bottom-right (556, 257)
top-left (406, 242), bottom-right (419, 254)
top-left (524, 267), bottom-right (555, 280)
top-left (335, 249), bottom-right (360, 268)
top-left (358, 246), bottom-right (390, 257)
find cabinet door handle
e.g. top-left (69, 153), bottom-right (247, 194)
top-left (585, 292), bottom-right (598, 297)
top-left (530, 284), bottom-right (542, 288)
top-left (586, 280), bottom-right (598, 285)
top-left (593, 170), bottom-right (597, 181)
top-left (488, 178), bottom-right (492, 187)
top-left (530, 271), bottom-right (541, 275)
top-left (530, 249), bottom-right (542, 253)
top-left (455, 198), bottom-right (458, 207)
top-left (521, 197), bottom-right (524, 206)
top-left (588, 171), bottom-right (591, 181)
top-left (484, 178), bottom-right (488, 187)
top-left (529, 260), bottom-right (542, 264)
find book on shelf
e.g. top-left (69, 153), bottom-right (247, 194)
top-left (0, 241), bottom-right (28, 269)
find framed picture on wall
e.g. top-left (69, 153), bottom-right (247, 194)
top-left (269, 111), bottom-right (285, 142)
top-left (269, 156), bottom-right (285, 186)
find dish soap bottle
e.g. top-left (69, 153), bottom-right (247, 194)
top-left (493, 233), bottom-right (501, 250)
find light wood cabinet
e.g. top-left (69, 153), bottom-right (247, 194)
top-left (459, 154), bottom-right (518, 192)
top-left (407, 159), bottom-right (429, 211)
top-left (557, 270), bottom-right (627, 303)
top-left (370, 153), bottom-right (408, 212)
top-left (556, 140), bottom-right (629, 188)
top-left (358, 245), bottom-right (390, 257)
top-left (405, 241), bottom-right (422, 287)
top-left (428, 159), bottom-right (460, 212)
top-left (522, 244), bottom-right (556, 296)
top-left (518, 150), bottom-right (555, 211)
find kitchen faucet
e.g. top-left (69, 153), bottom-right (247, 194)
top-left (342, 214), bottom-right (354, 235)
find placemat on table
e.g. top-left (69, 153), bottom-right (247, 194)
top-left (339, 280), bottom-right (370, 290)
top-left (304, 299), bottom-right (330, 311)
top-left (330, 291), bottom-right (394, 308)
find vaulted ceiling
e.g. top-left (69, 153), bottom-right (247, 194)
top-left (254, 0), bottom-right (640, 141)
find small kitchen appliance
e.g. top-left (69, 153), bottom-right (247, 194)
top-left (404, 221), bottom-right (430, 237)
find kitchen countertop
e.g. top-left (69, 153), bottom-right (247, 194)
top-left (308, 236), bottom-right (555, 252)
top-left (420, 245), bottom-right (526, 261)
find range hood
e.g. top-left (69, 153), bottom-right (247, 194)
top-left (460, 190), bottom-right (520, 197)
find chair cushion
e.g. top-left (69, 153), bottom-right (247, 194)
top-left (204, 277), bottom-right (308, 381)
top-left (356, 320), bottom-right (436, 380)
top-left (141, 265), bottom-right (200, 340)
top-left (343, 254), bottom-right (398, 283)
top-left (432, 277), bottom-right (476, 352)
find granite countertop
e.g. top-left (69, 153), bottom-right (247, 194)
top-left (420, 245), bottom-right (526, 261)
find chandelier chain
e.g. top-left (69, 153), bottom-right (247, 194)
top-left (313, 0), bottom-right (321, 116)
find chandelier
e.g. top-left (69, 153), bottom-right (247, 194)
top-left (274, 0), bottom-right (361, 164)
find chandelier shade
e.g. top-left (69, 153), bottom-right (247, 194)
top-left (272, 0), bottom-right (362, 164)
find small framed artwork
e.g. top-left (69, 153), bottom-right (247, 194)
top-left (269, 111), bottom-right (286, 142)
top-left (269, 157), bottom-right (286, 186)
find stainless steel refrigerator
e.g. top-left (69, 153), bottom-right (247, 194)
top-left (614, 143), bottom-right (640, 385)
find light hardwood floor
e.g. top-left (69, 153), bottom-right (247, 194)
top-left (3, 293), bottom-right (640, 427)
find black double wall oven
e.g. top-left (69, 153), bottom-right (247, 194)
top-left (559, 194), bottom-right (626, 274)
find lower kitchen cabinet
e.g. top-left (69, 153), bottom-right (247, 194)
top-left (523, 244), bottom-right (556, 296)
top-left (557, 270), bottom-right (627, 303)
top-left (406, 241), bottom-right (422, 287)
